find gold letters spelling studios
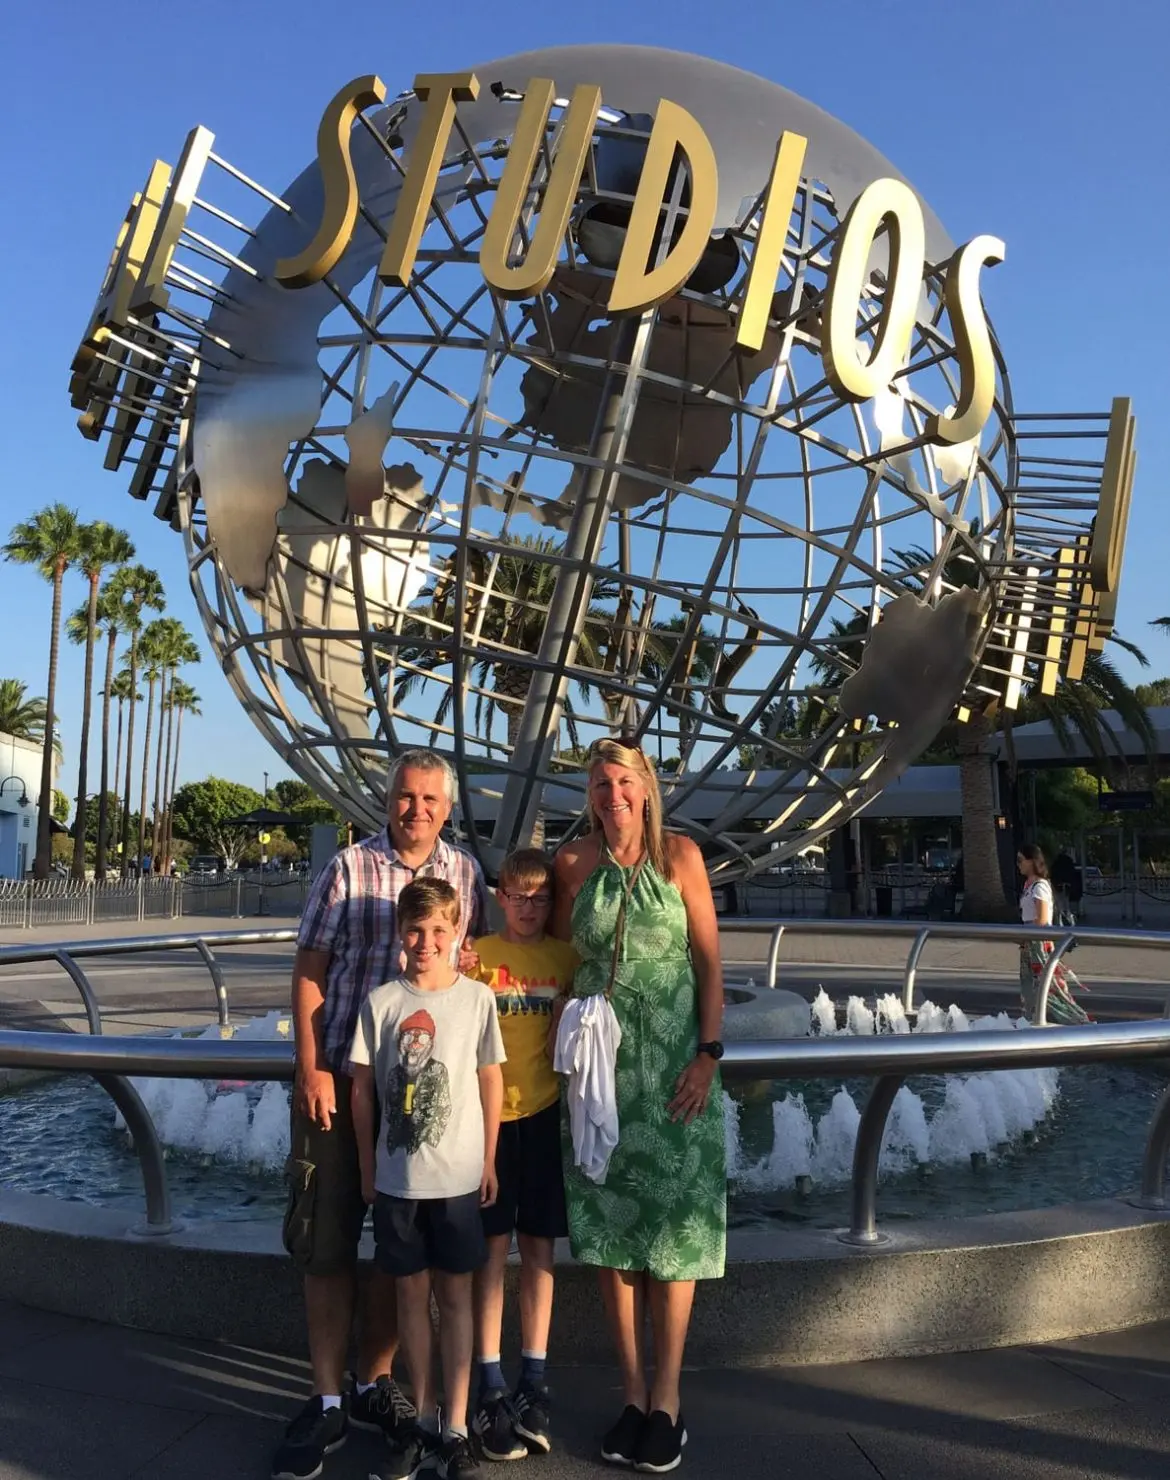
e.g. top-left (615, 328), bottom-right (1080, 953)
top-left (69, 69), bottom-right (1136, 701)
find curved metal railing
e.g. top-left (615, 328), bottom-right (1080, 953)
top-left (721, 917), bottom-right (1170, 1025)
top-left (3, 921), bottom-right (1170, 1243)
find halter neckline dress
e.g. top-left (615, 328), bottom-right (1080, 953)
top-left (562, 845), bottom-right (726, 1281)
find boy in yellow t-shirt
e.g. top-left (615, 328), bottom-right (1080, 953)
top-left (470, 849), bottom-right (576, 1462)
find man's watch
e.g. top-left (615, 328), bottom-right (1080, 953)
top-left (697, 1040), bottom-right (725, 1061)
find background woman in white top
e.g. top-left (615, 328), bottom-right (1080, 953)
top-left (1017, 843), bottom-right (1090, 1025)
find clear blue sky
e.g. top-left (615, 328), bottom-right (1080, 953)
top-left (2, 0), bottom-right (1168, 803)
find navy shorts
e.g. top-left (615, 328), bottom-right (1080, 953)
top-left (373, 1191), bottom-right (486, 1277)
top-left (481, 1100), bottom-right (568, 1241)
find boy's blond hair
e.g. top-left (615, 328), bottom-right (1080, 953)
top-left (497, 848), bottom-right (554, 894)
top-left (398, 877), bottom-right (461, 930)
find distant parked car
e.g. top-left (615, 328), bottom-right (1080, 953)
top-left (188, 854), bottom-right (226, 876)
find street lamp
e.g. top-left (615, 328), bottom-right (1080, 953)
top-left (0, 776), bottom-right (30, 808)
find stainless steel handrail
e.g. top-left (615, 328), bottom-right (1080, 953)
top-left (8, 1018), bottom-right (1170, 1246)
top-left (721, 917), bottom-right (1170, 1025)
top-left (0, 929), bottom-right (299, 1032)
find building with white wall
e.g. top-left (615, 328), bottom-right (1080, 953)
top-left (0, 733), bottom-right (44, 879)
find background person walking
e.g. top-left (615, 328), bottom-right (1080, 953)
top-left (1018, 842), bottom-right (1090, 1026)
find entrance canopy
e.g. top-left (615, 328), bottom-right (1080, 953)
top-left (991, 707), bottom-right (1170, 769)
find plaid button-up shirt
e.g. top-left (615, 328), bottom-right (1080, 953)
top-left (297, 829), bottom-right (487, 1071)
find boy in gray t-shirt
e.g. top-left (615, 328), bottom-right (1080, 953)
top-left (350, 879), bottom-right (505, 1478)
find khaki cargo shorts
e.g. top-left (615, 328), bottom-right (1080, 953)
top-left (282, 1072), bottom-right (367, 1275)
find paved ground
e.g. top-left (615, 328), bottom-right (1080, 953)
top-left (5, 1299), bottom-right (1170, 1479)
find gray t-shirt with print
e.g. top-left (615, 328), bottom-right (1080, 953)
top-left (349, 973), bottom-right (506, 1199)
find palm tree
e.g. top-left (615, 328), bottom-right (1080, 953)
top-left (166, 682), bottom-right (201, 857)
top-left (4, 504), bottom-right (82, 877)
top-left (135, 621), bottom-right (170, 870)
top-left (0, 679), bottom-right (50, 744)
top-left (105, 565), bottom-right (165, 875)
top-left (92, 584), bottom-right (137, 878)
top-left (1154, 618), bottom-right (1170, 633)
top-left (145, 619), bottom-right (200, 866)
top-left (66, 523), bottom-right (135, 879)
top-left (109, 668), bottom-right (138, 862)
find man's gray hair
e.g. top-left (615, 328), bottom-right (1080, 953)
top-left (386, 749), bottom-right (458, 806)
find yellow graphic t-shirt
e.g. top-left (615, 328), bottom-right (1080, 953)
top-left (474, 934), bottom-right (577, 1121)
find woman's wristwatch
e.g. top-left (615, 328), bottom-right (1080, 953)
top-left (697, 1040), bottom-right (725, 1060)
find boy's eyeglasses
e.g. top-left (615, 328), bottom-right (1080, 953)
top-left (502, 893), bottom-right (552, 909)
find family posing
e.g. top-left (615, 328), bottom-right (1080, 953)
top-left (273, 743), bottom-right (726, 1480)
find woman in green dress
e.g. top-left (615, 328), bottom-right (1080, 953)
top-left (552, 740), bottom-right (726, 1473)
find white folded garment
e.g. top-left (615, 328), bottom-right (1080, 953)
top-left (554, 994), bottom-right (622, 1184)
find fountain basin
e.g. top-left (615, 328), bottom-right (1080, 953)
top-left (2, 1186), bottom-right (1170, 1366)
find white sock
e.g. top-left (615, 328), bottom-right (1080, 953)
top-left (420, 1412), bottom-right (441, 1435)
top-left (320, 1394), bottom-right (342, 1411)
top-left (356, 1380), bottom-right (375, 1395)
top-left (445, 1424), bottom-right (469, 1439)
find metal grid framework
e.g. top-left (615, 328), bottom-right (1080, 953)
top-left (71, 60), bottom-right (1119, 878)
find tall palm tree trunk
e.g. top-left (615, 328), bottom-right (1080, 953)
top-left (71, 575), bottom-right (101, 880)
top-left (168, 704), bottom-right (185, 855)
top-left (113, 698), bottom-right (125, 855)
top-left (957, 712), bottom-right (1013, 920)
top-left (159, 681), bottom-right (178, 871)
top-left (120, 636), bottom-right (139, 877)
top-left (96, 630), bottom-right (118, 880)
top-left (35, 561), bottom-right (67, 879)
top-left (151, 668), bottom-right (171, 868)
top-left (138, 674), bottom-right (157, 870)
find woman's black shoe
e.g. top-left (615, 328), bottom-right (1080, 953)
top-left (601, 1405), bottom-right (646, 1466)
top-left (633, 1410), bottom-right (687, 1473)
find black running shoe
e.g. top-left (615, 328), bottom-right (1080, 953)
top-left (601, 1406), bottom-right (645, 1466)
top-left (437, 1431), bottom-right (481, 1478)
top-left (633, 1410), bottom-right (687, 1473)
top-left (271, 1395), bottom-right (348, 1480)
top-left (373, 1422), bottom-right (437, 1480)
top-left (512, 1380), bottom-right (551, 1454)
top-left (472, 1391), bottom-right (526, 1462)
top-left (352, 1375), bottom-right (417, 1443)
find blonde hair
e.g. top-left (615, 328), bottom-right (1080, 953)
top-left (498, 848), bottom-right (554, 893)
top-left (398, 878), bottom-right (461, 930)
top-left (584, 739), bottom-right (671, 881)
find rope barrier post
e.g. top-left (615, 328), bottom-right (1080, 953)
top-left (839, 1074), bottom-right (904, 1246)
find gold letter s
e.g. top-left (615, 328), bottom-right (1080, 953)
top-left (925, 234), bottom-right (1005, 446)
top-left (275, 75), bottom-right (387, 289)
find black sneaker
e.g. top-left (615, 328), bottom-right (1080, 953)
top-left (352, 1375), bottom-right (417, 1443)
top-left (512, 1380), bottom-right (551, 1454)
top-left (373, 1422), bottom-right (437, 1480)
top-left (633, 1410), bottom-right (687, 1474)
top-left (437, 1431), bottom-right (480, 1478)
top-left (271, 1395), bottom-right (348, 1480)
top-left (601, 1406), bottom-right (645, 1466)
top-left (472, 1390), bottom-right (526, 1462)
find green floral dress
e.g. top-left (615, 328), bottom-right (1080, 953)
top-left (563, 851), bottom-right (726, 1281)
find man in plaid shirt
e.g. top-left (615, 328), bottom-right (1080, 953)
top-left (274, 750), bottom-right (486, 1480)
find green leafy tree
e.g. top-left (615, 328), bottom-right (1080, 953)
top-left (170, 777), bottom-right (262, 868)
top-left (104, 564), bottom-right (165, 875)
top-left (4, 504), bottom-right (83, 877)
top-left (1136, 677), bottom-right (1170, 707)
top-left (66, 522), bottom-right (136, 878)
top-left (0, 679), bottom-right (50, 744)
top-left (51, 788), bottom-right (69, 824)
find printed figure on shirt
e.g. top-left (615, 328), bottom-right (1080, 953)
top-left (384, 1008), bottom-right (452, 1155)
top-left (466, 848), bottom-right (577, 1461)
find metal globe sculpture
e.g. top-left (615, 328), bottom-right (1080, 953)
top-left (70, 46), bottom-right (1134, 878)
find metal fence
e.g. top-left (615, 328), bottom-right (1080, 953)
top-left (4, 922), bottom-right (1170, 1242)
top-left (0, 874), bottom-right (311, 930)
